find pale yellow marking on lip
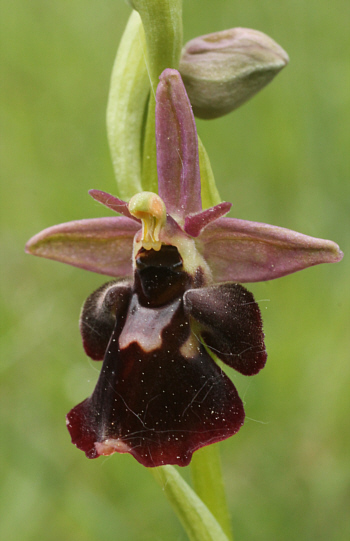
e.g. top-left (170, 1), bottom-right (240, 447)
top-left (95, 438), bottom-right (131, 456)
top-left (180, 332), bottom-right (201, 359)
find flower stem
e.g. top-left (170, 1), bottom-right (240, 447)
top-left (131, 0), bottom-right (183, 90)
top-left (131, 0), bottom-right (183, 193)
top-left (150, 464), bottom-right (230, 541)
top-left (190, 444), bottom-right (234, 541)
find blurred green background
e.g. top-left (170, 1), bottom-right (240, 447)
top-left (1, 1), bottom-right (349, 540)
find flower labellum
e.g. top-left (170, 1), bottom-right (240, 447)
top-left (70, 242), bottom-right (265, 467)
top-left (26, 69), bottom-right (342, 467)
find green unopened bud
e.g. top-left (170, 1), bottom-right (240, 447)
top-left (179, 28), bottom-right (289, 119)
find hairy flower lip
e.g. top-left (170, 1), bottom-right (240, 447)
top-left (68, 247), bottom-right (264, 467)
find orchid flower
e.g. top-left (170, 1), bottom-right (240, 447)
top-left (26, 69), bottom-right (342, 468)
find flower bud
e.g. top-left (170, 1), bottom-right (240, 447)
top-left (179, 28), bottom-right (289, 119)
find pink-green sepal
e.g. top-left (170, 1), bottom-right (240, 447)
top-left (25, 217), bottom-right (140, 277)
top-left (199, 217), bottom-right (343, 283)
top-left (156, 69), bottom-right (202, 221)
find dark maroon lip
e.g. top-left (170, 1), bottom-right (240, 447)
top-left (68, 241), bottom-right (266, 467)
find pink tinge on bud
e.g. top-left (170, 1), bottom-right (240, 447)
top-left (180, 27), bottom-right (289, 119)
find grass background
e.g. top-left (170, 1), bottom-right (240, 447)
top-left (1, 1), bottom-right (349, 540)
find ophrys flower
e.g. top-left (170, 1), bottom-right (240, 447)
top-left (26, 69), bottom-right (342, 467)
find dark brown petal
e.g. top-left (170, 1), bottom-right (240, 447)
top-left (184, 284), bottom-right (267, 376)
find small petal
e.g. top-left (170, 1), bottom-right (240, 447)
top-left (25, 217), bottom-right (140, 277)
top-left (199, 217), bottom-right (343, 283)
top-left (184, 202), bottom-right (232, 237)
top-left (184, 284), bottom-right (266, 375)
top-left (156, 69), bottom-right (202, 221)
top-left (89, 189), bottom-right (139, 221)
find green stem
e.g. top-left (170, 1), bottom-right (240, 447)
top-left (131, 0), bottom-right (183, 90)
top-left (150, 465), bottom-right (230, 541)
top-left (131, 0), bottom-right (183, 192)
top-left (190, 445), bottom-right (234, 541)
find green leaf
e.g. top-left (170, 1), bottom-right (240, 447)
top-left (106, 11), bottom-right (149, 199)
top-left (198, 137), bottom-right (222, 208)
